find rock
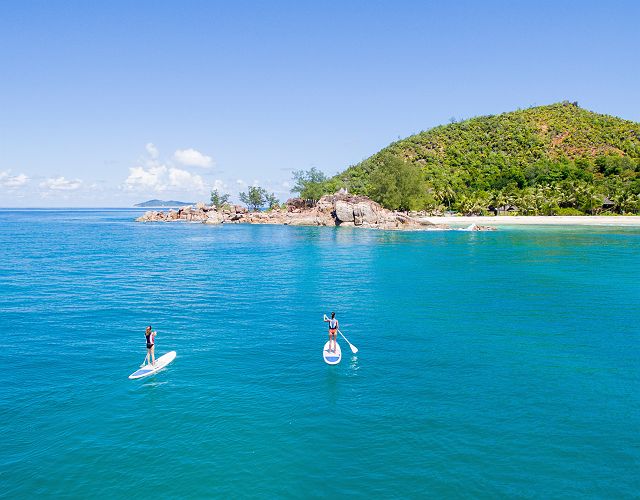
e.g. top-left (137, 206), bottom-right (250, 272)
top-left (316, 197), bottom-right (335, 213)
top-left (286, 197), bottom-right (309, 211)
top-left (353, 202), bottom-right (378, 225)
top-left (135, 191), bottom-right (455, 231)
top-left (335, 200), bottom-right (354, 223)
top-left (205, 211), bottom-right (223, 224)
top-left (287, 216), bottom-right (321, 226)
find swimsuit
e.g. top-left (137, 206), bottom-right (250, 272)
top-left (329, 319), bottom-right (338, 334)
top-left (146, 333), bottom-right (154, 349)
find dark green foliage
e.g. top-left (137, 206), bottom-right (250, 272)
top-left (335, 102), bottom-right (640, 214)
top-left (368, 154), bottom-right (427, 211)
top-left (239, 186), bottom-right (278, 211)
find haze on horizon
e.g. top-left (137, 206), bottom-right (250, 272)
top-left (1, 0), bottom-right (638, 207)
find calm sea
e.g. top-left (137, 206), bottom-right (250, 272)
top-left (1, 209), bottom-right (638, 498)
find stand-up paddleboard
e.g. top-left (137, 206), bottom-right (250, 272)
top-left (129, 351), bottom-right (177, 379)
top-left (323, 341), bottom-right (341, 365)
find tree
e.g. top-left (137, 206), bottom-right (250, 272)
top-left (265, 192), bottom-right (280, 210)
top-left (291, 167), bottom-right (330, 205)
top-left (433, 180), bottom-right (456, 211)
top-left (210, 189), bottom-right (230, 208)
top-left (239, 186), bottom-right (278, 211)
top-left (368, 154), bottom-right (427, 211)
top-left (239, 186), bottom-right (267, 211)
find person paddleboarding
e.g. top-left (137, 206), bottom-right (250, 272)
top-left (144, 325), bottom-right (157, 366)
top-left (324, 312), bottom-right (339, 352)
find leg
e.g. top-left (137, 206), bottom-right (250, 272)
top-left (151, 345), bottom-right (156, 365)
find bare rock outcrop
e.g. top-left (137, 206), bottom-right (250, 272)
top-left (335, 200), bottom-right (355, 223)
top-left (135, 194), bottom-right (496, 231)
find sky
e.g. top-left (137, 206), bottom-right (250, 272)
top-left (1, 0), bottom-right (639, 207)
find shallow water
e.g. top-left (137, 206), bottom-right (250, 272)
top-left (1, 210), bottom-right (638, 497)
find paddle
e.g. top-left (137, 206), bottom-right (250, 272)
top-left (338, 330), bottom-right (358, 354)
top-left (323, 314), bottom-right (358, 354)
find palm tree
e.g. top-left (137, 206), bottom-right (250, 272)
top-left (491, 190), bottom-right (508, 214)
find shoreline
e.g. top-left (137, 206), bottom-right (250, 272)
top-left (420, 215), bottom-right (640, 227)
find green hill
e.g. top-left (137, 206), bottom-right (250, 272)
top-left (332, 102), bottom-right (640, 215)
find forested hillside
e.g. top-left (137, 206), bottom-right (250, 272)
top-left (328, 102), bottom-right (640, 215)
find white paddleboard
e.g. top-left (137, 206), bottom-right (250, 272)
top-left (323, 341), bottom-right (341, 365)
top-left (129, 351), bottom-right (177, 379)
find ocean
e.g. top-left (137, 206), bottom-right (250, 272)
top-left (1, 209), bottom-right (638, 498)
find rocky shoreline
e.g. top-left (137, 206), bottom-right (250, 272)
top-left (136, 192), bottom-right (496, 231)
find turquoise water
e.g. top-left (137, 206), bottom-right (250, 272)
top-left (1, 210), bottom-right (639, 498)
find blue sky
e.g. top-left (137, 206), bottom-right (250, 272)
top-left (1, 0), bottom-right (638, 207)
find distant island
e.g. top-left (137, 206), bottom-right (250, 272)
top-left (135, 199), bottom-right (194, 208)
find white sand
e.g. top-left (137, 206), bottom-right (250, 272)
top-left (420, 215), bottom-right (640, 227)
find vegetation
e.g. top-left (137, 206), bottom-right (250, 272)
top-left (210, 189), bottom-right (230, 208)
top-left (310, 102), bottom-right (640, 215)
top-left (239, 186), bottom-right (279, 211)
top-left (291, 167), bottom-right (341, 204)
top-left (265, 192), bottom-right (280, 210)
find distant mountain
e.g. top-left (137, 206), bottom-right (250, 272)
top-left (135, 199), bottom-right (194, 208)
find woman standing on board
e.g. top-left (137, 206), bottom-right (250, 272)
top-left (145, 326), bottom-right (157, 366)
top-left (324, 312), bottom-right (339, 352)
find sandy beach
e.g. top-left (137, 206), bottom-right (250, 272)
top-left (421, 215), bottom-right (640, 227)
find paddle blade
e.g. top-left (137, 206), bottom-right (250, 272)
top-left (349, 344), bottom-right (358, 354)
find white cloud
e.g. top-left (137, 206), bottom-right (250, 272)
top-left (211, 179), bottom-right (227, 192)
top-left (173, 148), bottom-right (213, 168)
top-left (168, 167), bottom-right (206, 192)
top-left (123, 165), bottom-right (206, 193)
top-left (236, 179), bottom-right (245, 185)
top-left (0, 170), bottom-right (30, 188)
top-left (145, 142), bottom-right (159, 160)
top-left (123, 144), bottom-right (212, 194)
top-left (124, 165), bottom-right (168, 191)
top-left (40, 176), bottom-right (82, 191)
